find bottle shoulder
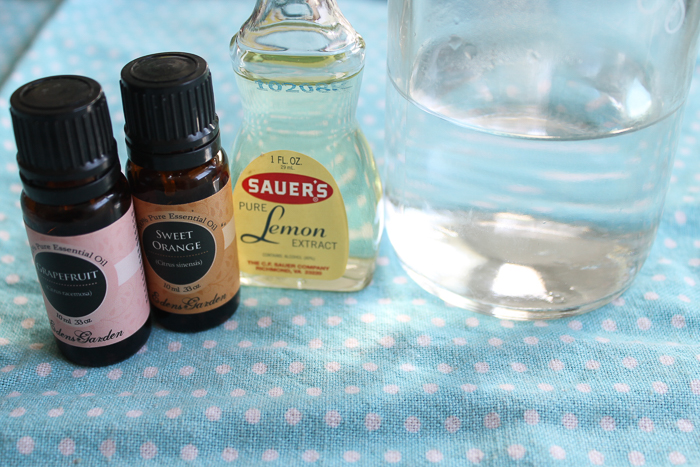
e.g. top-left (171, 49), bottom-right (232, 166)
top-left (22, 175), bottom-right (133, 236)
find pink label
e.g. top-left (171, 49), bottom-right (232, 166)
top-left (25, 204), bottom-right (150, 348)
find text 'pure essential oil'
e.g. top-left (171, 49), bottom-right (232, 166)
top-left (10, 75), bottom-right (151, 366)
top-left (121, 52), bottom-right (240, 333)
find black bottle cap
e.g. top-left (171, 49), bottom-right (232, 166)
top-left (120, 52), bottom-right (221, 171)
top-left (10, 75), bottom-right (122, 205)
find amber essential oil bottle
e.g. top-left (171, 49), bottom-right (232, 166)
top-left (121, 52), bottom-right (240, 333)
top-left (10, 75), bottom-right (152, 366)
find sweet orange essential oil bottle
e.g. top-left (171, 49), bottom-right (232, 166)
top-left (121, 52), bottom-right (240, 333)
top-left (11, 75), bottom-right (151, 366)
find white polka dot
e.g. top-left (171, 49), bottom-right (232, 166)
top-left (568, 320), bottom-right (583, 331)
top-left (118, 392), bottom-right (132, 398)
top-left (143, 367), bottom-right (158, 378)
top-left (397, 314), bottom-right (411, 323)
top-left (417, 335), bottom-right (432, 346)
top-left (533, 320), bottom-right (549, 327)
top-left (9, 407), bottom-right (25, 417)
top-left (243, 298), bottom-right (258, 306)
top-left (344, 297), bottom-right (357, 305)
top-left (672, 315), bottom-right (686, 328)
top-left (652, 381), bottom-right (668, 394)
top-left (5, 274), bottom-right (19, 285)
top-left (426, 450), bottom-right (443, 463)
top-left (126, 410), bottom-right (143, 418)
top-left (285, 408), bottom-right (302, 425)
top-left (488, 337), bottom-right (503, 347)
top-left (87, 408), bottom-right (104, 417)
top-left (675, 211), bottom-right (687, 225)
top-left (363, 362), bottom-right (378, 372)
top-left (180, 444), bottom-right (198, 461)
top-left (524, 410), bottom-right (539, 425)
top-left (550, 446), bottom-right (566, 460)
top-left (467, 449), bottom-right (484, 464)
top-left (660, 355), bottom-right (675, 366)
top-left (586, 360), bottom-right (601, 370)
top-left (677, 419), bottom-right (694, 432)
top-left (639, 417), bottom-right (654, 432)
top-left (423, 383), bottom-right (439, 394)
top-left (21, 318), bottom-right (34, 329)
top-left (288, 361), bottom-right (305, 374)
top-left (277, 297), bottom-right (291, 306)
top-left (252, 363), bottom-right (268, 375)
top-left (365, 413), bottom-right (381, 431)
top-left (669, 452), bottom-right (687, 465)
top-left (523, 336), bottom-right (539, 345)
top-left (437, 363), bottom-right (452, 374)
top-left (29, 343), bottom-right (44, 350)
top-left (474, 362), bottom-right (489, 373)
top-left (453, 337), bottom-right (467, 346)
top-left (203, 340), bottom-right (217, 349)
top-left (206, 406), bottom-right (222, 421)
top-left (466, 317), bottom-right (479, 327)
top-left (224, 320), bottom-right (238, 331)
top-left (37, 363), bottom-right (52, 377)
top-left (684, 277), bottom-right (696, 286)
top-left (229, 388), bottom-right (245, 397)
top-left (245, 408), bottom-right (261, 424)
top-left (500, 320), bottom-right (514, 328)
top-left (310, 298), bottom-right (324, 306)
top-left (445, 416), bottom-right (461, 433)
top-left (325, 410), bottom-right (341, 428)
top-left (71, 369), bottom-right (87, 378)
top-left (302, 450), bottom-right (320, 463)
top-left (622, 356), bottom-right (638, 369)
top-left (612, 297), bottom-right (625, 306)
top-left (614, 383), bottom-right (631, 393)
top-left (344, 338), bottom-right (359, 348)
top-left (327, 316), bottom-right (342, 326)
top-left (484, 412), bottom-right (501, 429)
top-left (602, 319), bottom-right (617, 331)
top-left (644, 291), bottom-right (659, 301)
top-left (309, 338), bottom-right (323, 349)
top-left (1, 255), bottom-right (14, 264)
top-left (507, 445), bottom-right (525, 460)
top-left (589, 450), bottom-right (605, 465)
top-left (345, 386), bottom-right (360, 394)
top-left (679, 294), bottom-right (691, 303)
top-left (549, 359), bottom-right (565, 371)
top-left (361, 313), bottom-right (375, 323)
top-left (258, 317), bottom-right (272, 328)
top-left (165, 408), bottom-right (181, 419)
top-left (168, 342), bottom-right (182, 352)
top-left (405, 416), bottom-right (421, 432)
top-left (215, 364), bottom-right (231, 375)
top-left (307, 388), bottom-right (322, 396)
top-left (385, 450), bottom-right (402, 463)
top-left (7, 391), bottom-right (20, 397)
top-left (637, 317), bottom-right (652, 330)
top-left (292, 315), bottom-right (307, 326)
top-left (192, 389), bottom-right (207, 398)
top-left (17, 436), bottom-right (35, 455)
top-left (100, 439), bottom-right (116, 459)
top-left (220, 447), bottom-right (238, 462)
top-left (383, 384), bottom-right (400, 394)
top-left (344, 451), bottom-right (361, 463)
top-left (400, 363), bottom-right (415, 372)
top-left (538, 383), bottom-right (555, 391)
top-left (326, 362), bottom-right (341, 372)
top-left (13, 296), bottom-right (28, 305)
top-left (462, 384), bottom-right (478, 393)
top-left (48, 408), bottom-right (64, 417)
top-left (652, 274), bottom-right (667, 282)
top-left (629, 451), bottom-right (645, 466)
top-left (600, 416), bottom-right (616, 431)
top-left (263, 449), bottom-right (279, 462)
top-left (562, 413), bottom-right (578, 429)
top-left (238, 340), bottom-right (253, 348)
top-left (179, 366), bottom-right (194, 377)
top-left (595, 337), bottom-right (611, 343)
top-left (379, 336), bottom-right (395, 348)
top-left (1, 365), bottom-right (14, 373)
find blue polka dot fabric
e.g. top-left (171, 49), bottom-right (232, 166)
top-left (1, 0), bottom-right (699, 465)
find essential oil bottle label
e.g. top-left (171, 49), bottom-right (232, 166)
top-left (133, 179), bottom-right (240, 315)
top-left (25, 204), bottom-right (150, 348)
top-left (233, 150), bottom-right (349, 280)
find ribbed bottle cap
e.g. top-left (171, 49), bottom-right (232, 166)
top-left (120, 52), bottom-right (220, 171)
top-left (10, 75), bottom-right (121, 205)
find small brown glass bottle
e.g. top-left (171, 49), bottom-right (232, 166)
top-left (121, 52), bottom-right (240, 333)
top-left (10, 75), bottom-right (152, 367)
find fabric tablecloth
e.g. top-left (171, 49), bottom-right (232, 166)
top-left (0, 0), bottom-right (699, 465)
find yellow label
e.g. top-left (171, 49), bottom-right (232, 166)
top-left (133, 180), bottom-right (240, 315)
top-left (233, 150), bottom-right (349, 280)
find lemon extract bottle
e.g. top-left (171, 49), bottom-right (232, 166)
top-left (230, 0), bottom-right (383, 292)
top-left (10, 76), bottom-right (151, 366)
top-left (121, 52), bottom-right (240, 332)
